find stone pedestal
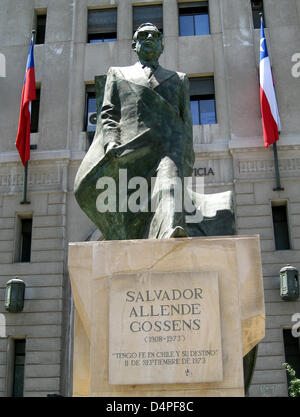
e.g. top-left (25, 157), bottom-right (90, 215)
top-left (68, 235), bottom-right (265, 397)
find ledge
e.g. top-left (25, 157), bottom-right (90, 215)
top-left (194, 142), bottom-right (229, 156)
top-left (229, 136), bottom-right (300, 152)
top-left (0, 150), bottom-right (71, 164)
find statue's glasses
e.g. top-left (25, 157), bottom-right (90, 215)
top-left (136, 30), bottom-right (162, 41)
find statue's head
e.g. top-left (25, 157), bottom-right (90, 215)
top-left (132, 23), bottom-right (164, 63)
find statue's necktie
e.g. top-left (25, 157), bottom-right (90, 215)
top-left (143, 65), bottom-right (156, 79)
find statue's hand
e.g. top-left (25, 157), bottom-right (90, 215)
top-left (105, 142), bottom-right (119, 154)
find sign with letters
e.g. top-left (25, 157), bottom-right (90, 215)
top-left (109, 271), bottom-right (223, 385)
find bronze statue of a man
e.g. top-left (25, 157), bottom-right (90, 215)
top-left (73, 22), bottom-right (255, 390)
top-left (75, 23), bottom-right (196, 240)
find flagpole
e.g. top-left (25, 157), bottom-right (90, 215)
top-left (272, 141), bottom-right (284, 191)
top-left (20, 30), bottom-right (36, 205)
top-left (20, 161), bottom-right (30, 204)
top-left (259, 13), bottom-right (284, 191)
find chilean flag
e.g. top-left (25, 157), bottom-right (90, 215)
top-left (260, 19), bottom-right (281, 148)
top-left (16, 35), bottom-right (36, 166)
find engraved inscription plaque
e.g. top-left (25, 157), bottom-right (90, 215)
top-left (109, 271), bottom-right (223, 385)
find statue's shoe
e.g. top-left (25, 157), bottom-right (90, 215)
top-left (166, 226), bottom-right (189, 238)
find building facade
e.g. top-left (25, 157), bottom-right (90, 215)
top-left (0, 0), bottom-right (300, 397)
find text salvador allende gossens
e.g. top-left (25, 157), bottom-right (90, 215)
top-left (125, 287), bottom-right (203, 333)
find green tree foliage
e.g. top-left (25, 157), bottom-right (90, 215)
top-left (283, 362), bottom-right (300, 397)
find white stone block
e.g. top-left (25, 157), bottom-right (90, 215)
top-left (32, 227), bottom-right (65, 239)
top-left (258, 342), bottom-right (284, 357)
top-left (26, 337), bottom-right (61, 352)
top-left (25, 364), bottom-right (60, 378)
top-left (30, 250), bottom-right (65, 263)
top-left (25, 287), bottom-right (63, 300)
top-left (236, 194), bottom-right (255, 205)
top-left (25, 377), bottom-right (60, 391)
top-left (26, 351), bottom-right (61, 365)
top-left (33, 216), bottom-right (64, 228)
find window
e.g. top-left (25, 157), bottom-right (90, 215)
top-left (87, 8), bottom-right (117, 43)
top-left (283, 329), bottom-right (300, 397)
top-left (35, 12), bottom-right (47, 44)
top-left (30, 86), bottom-right (40, 133)
top-left (20, 218), bottom-right (32, 262)
top-left (16, 217), bottom-right (32, 263)
top-left (84, 85), bottom-right (96, 147)
top-left (84, 77), bottom-right (107, 150)
top-left (179, 1), bottom-right (210, 36)
top-left (272, 203), bottom-right (291, 250)
top-left (251, 0), bottom-right (265, 29)
top-left (12, 339), bottom-right (26, 397)
top-left (189, 77), bottom-right (216, 125)
top-left (133, 5), bottom-right (163, 34)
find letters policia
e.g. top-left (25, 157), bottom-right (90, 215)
top-left (74, 23), bottom-right (235, 239)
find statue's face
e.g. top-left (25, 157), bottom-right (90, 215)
top-left (133, 25), bottom-right (163, 62)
